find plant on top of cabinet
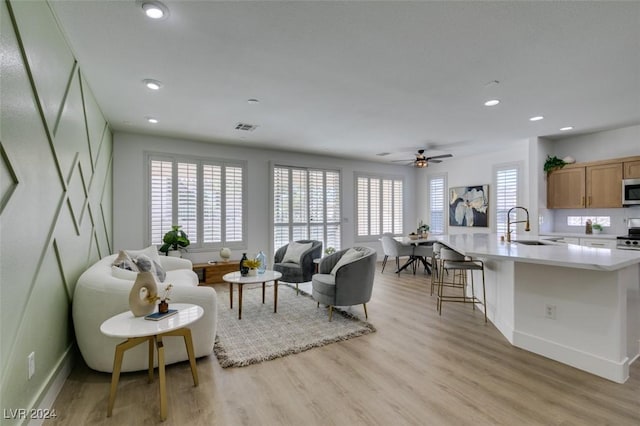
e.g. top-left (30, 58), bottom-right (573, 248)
top-left (544, 155), bottom-right (567, 174)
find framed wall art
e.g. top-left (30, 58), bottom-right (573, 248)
top-left (449, 185), bottom-right (489, 227)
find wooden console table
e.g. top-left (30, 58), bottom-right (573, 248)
top-left (193, 261), bottom-right (240, 285)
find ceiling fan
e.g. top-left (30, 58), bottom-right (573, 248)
top-left (392, 150), bottom-right (453, 168)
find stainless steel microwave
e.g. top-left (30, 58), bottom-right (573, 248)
top-left (623, 178), bottom-right (640, 206)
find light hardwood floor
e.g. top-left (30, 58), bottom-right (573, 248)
top-left (46, 263), bottom-right (640, 425)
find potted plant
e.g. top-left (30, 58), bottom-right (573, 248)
top-left (592, 223), bottom-right (603, 234)
top-left (324, 247), bottom-right (336, 256)
top-left (544, 155), bottom-right (567, 174)
top-left (159, 225), bottom-right (190, 257)
top-left (417, 220), bottom-right (430, 237)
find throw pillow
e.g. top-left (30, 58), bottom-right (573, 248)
top-left (133, 254), bottom-right (166, 283)
top-left (111, 265), bottom-right (138, 281)
top-left (112, 250), bottom-right (139, 272)
top-left (330, 248), bottom-right (364, 275)
top-left (281, 241), bottom-right (313, 265)
top-left (126, 245), bottom-right (162, 265)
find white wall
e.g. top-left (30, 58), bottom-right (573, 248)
top-left (548, 125), bottom-right (640, 235)
top-left (552, 124), bottom-right (640, 163)
top-left (417, 139), bottom-right (531, 236)
top-left (112, 132), bottom-right (417, 262)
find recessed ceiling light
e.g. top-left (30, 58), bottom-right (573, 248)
top-left (560, 126), bottom-right (574, 131)
top-left (142, 79), bottom-right (162, 90)
top-left (147, 117), bottom-right (159, 124)
top-left (141, 1), bottom-right (168, 20)
top-left (247, 98), bottom-right (260, 104)
top-left (484, 99), bottom-right (500, 107)
top-left (529, 116), bottom-right (544, 122)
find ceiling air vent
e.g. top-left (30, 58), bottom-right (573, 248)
top-left (234, 122), bottom-right (258, 131)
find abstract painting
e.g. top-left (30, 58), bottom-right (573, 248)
top-left (449, 185), bottom-right (489, 227)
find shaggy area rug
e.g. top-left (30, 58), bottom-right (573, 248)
top-left (213, 284), bottom-right (376, 368)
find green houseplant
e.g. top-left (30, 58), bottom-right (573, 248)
top-left (159, 225), bottom-right (190, 255)
top-left (592, 223), bottom-right (603, 234)
top-left (544, 155), bottom-right (567, 174)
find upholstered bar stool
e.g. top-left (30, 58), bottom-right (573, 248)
top-left (436, 247), bottom-right (487, 323)
top-left (430, 242), bottom-right (443, 295)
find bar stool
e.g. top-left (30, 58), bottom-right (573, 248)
top-left (430, 242), bottom-right (443, 295)
top-left (436, 247), bottom-right (487, 323)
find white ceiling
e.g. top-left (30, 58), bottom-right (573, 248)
top-left (50, 0), bottom-right (640, 164)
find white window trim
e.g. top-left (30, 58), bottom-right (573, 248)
top-left (354, 172), bottom-right (405, 242)
top-left (269, 161), bottom-right (343, 254)
top-left (493, 161), bottom-right (523, 236)
top-left (427, 172), bottom-right (447, 235)
top-left (145, 151), bottom-right (248, 251)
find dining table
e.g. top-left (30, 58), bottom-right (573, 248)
top-left (394, 234), bottom-right (444, 274)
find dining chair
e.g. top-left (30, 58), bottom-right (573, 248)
top-left (379, 233), bottom-right (414, 273)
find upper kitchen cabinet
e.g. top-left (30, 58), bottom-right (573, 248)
top-left (547, 167), bottom-right (586, 208)
top-left (624, 160), bottom-right (640, 179)
top-left (547, 160), bottom-right (626, 209)
top-left (585, 163), bottom-right (623, 208)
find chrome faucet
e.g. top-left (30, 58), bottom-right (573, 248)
top-left (506, 206), bottom-right (530, 242)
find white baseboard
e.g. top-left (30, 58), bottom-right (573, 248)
top-left (26, 345), bottom-right (76, 426)
top-left (513, 330), bottom-right (629, 384)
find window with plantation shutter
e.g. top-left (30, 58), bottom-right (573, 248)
top-left (495, 164), bottom-right (520, 238)
top-left (273, 166), bottom-right (341, 253)
top-left (356, 174), bottom-right (403, 238)
top-left (428, 175), bottom-right (446, 234)
top-left (148, 155), bottom-right (246, 249)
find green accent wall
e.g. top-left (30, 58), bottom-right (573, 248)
top-left (0, 0), bottom-right (113, 422)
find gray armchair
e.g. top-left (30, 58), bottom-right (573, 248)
top-left (273, 240), bottom-right (323, 294)
top-left (312, 246), bottom-right (377, 321)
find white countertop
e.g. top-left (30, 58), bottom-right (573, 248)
top-left (438, 233), bottom-right (640, 271)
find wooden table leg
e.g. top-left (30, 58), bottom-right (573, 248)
top-left (274, 280), bottom-right (278, 313)
top-left (156, 335), bottom-right (167, 421)
top-left (238, 284), bottom-right (243, 320)
top-left (229, 283), bottom-right (233, 309)
top-left (107, 336), bottom-right (149, 417)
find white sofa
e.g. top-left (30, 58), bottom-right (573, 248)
top-left (73, 248), bottom-right (217, 373)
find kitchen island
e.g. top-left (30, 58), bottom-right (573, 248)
top-left (438, 233), bottom-right (640, 383)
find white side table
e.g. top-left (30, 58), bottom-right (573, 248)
top-left (222, 270), bottom-right (282, 319)
top-left (100, 303), bottom-right (203, 421)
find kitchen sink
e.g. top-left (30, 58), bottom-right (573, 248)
top-left (513, 240), bottom-right (550, 246)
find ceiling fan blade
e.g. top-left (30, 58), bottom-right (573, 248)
top-left (427, 159), bottom-right (442, 163)
top-left (426, 154), bottom-right (453, 160)
top-left (391, 159), bottom-right (413, 163)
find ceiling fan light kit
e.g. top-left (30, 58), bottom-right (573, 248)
top-left (392, 149), bottom-right (453, 168)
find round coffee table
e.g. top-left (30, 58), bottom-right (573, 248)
top-left (222, 270), bottom-right (282, 319)
top-left (100, 303), bottom-right (203, 420)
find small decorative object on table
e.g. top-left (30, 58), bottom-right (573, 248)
top-left (244, 257), bottom-right (261, 277)
top-left (324, 247), bottom-right (336, 256)
top-left (256, 250), bottom-right (267, 274)
top-left (585, 219), bottom-right (593, 235)
top-left (219, 247), bottom-right (231, 262)
top-left (417, 220), bottom-right (430, 238)
top-left (239, 253), bottom-right (249, 277)
top-left (592, 223), bottom-right (603, 234)
top-left (156, 283), bottom-right (173, 313)
top-left (128, 271), bottom-right (158, 317)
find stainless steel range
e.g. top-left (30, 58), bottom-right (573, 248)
top-left (617, 218), bottom-right (640, 250)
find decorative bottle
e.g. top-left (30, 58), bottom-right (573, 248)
top-left (256, 250), bottom-right (267, 274)
top-left (240, 252), bottom-right (249, 277)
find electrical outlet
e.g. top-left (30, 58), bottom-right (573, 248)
top-left (545, 304), bottom-right (557, 320)
top-left (28, 352), bottom-right (35, 380)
